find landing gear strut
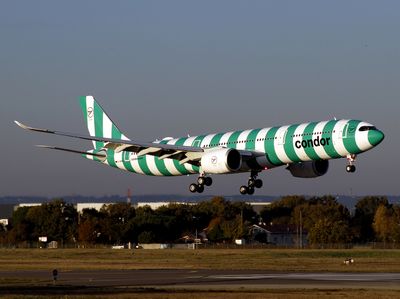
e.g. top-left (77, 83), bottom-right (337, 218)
top-left (189, 175), bottom-right (212, 193)
top-left (346, 154), bottom-right (356, 173)
top-left (240, 171), bottom-right (263, 195)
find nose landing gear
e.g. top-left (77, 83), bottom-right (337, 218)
top-left (189, 175), bottom-right (212, 193)
top-left (346, 154), bottom-right (357, 173)
top-left (240, 171), bottom-right (263, 195)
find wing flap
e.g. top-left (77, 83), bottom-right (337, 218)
top-left (35, 145), bottom-right (107, 160)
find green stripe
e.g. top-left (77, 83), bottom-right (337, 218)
top-left (138, 156), bottom-right (153, 175)
top-left (172, 137), bottom-right (190, 175)
top-left (153, 140), bottom-right (172, 176)
top-left (302, 122), bottom-right (320, 160)
top-left (191, 135), bottom-right (207, 147)
top-left (245, 129), bottom-right (262, 150)
top-left (227, 130), bottom-right (243, 149)
top-left (284, 124), bottom-right (301, 162)
top-left (112, 124), bottom-right (122, 139)
top-left (209, 133), bottom-right (225, 148)
top-left (122, 151), bottom-right (136, 173)
top-left (93, 102), bottom-right (104, 149)
top-left (106, 150), bottom-right (118, 168)
top-left (322, 120), bottom-right (340, 159)
top-left (343, 120), bottom-right (361, 154)
top-left (265, 127), bottom-right (282, 165)
top-left (79, 96), bottom-right (88, 126)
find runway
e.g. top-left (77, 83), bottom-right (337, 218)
top-left (1, 269), bottom-right (400, 290)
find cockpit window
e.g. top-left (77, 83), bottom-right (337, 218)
top-left (359, 126), bottom-right (377, 132)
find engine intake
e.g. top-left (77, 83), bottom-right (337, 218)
top-left (287, 160), bottom-right (329, 178)
top-left (201, 148), bottom-right (242, 174)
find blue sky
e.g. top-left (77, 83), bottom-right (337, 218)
top-left (1, 1), bottom-right (398, 197)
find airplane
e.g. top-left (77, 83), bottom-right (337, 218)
top-left (15, 95), bottom-right (385, 195)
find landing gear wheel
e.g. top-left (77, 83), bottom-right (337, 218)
top-left (197, 177), bottom-right (206, 185)
top-left (196, 184), bottom-right (204, 193)
top-left (204, 177), bottom-right (213, 186)
top-left (248, 179), bottom-right (255, 187)
top-left (346, 165), bottom-right (356, 173)
top-left (254, 179), bottom-right (263, 189)
top-left (189, 183), bottom-right (198, 193)
top-left (240, 186), bottom-right (248, 195)
top-left (247, 187), bottom-right (255, 195)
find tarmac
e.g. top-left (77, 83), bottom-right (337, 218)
top-left (1, 269), bottom-right (400, 291)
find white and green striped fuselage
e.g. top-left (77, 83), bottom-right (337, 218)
top-left (15, 96), bottom-right (385, 194)
top-left (86, 119), bottom-right (382, 176)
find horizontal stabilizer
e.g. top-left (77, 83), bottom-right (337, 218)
top-left (35, 145), bottom-right (107, 159)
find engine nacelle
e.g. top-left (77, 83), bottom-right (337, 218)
top-left (287, 160), bottom-right (329, 178)
top-left (201, 148), bottom-right (242, 174)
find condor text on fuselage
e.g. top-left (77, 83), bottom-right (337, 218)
top-left (295, 136), bottom-right (331, 149)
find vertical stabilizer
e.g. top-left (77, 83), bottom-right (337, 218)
top-left (79, 95), bottom-right (130, 149)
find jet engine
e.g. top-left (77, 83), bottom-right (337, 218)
top-left (287, 160), bottom-right (329, 178)
top-left (201, 148), bottom-right (242, 174)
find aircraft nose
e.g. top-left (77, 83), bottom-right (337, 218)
top-left (368, 129), bottom-right (385, 146)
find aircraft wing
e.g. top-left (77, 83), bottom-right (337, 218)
top-left (15, 121), bottom-right (204, 165)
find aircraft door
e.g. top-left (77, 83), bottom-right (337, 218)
top-left (277, 130), bottom-right (287, 145)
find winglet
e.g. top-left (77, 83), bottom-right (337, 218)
top-left (14, 120), bottom-right (29, 130)
top-left (14, 121), bottom-right (53, 133)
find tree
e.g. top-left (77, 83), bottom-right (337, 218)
top-left (78, 218), bottom-right (98, 245)
top-left (373, 204), bottom-right (399, 243)
top-left (260, 196), bottom-right (306, 225)
top-left (100, 203), bottom-right (136, 244)
top-left (24, 200), bottom-right (78, 245)
top-left (293, 196), bottom-right (352, 245)
top-left (352, 196), bottom-right (389, 242)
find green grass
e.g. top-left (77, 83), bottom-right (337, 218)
top-left (1, 248), bottom-right (400, 272)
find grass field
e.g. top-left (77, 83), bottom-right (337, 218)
top-left (2, 248), bottom-right (400, 298)
top-left (1, 247), bottom-right (400, 272)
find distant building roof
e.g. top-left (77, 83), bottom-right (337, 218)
top-left (76, 203), bottom-right (113, 213)
top-left (17, 203), bottom-right (42, 209)
top-left (136, 202), bottom-right (195, 210)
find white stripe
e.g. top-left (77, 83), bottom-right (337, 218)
top-left (236, 130), bottom-right (253, 150)
top-left (130, 154), bottom-right (144, 174)
top-left (115, 152), bottom-right (127, 172)
top-left (255, 128), bottom-right (270, 152)
top-left (164, 158), bottom-right (182, 176)
top-left (313, 121), bottom-right (331, 160)
top-left (219, 131), bottom-right (234, 147)
top-left (332, 120), bottom-right (349, 157)
top-left (165, 139), bottom-right (186, 175)
top-left (274, 126), bottom-right (291, 163)
top-left (86, 96), bottom-right (96, 148)
top-left (201, 133), bottom-right (216, 148)
top-left (293, 123), bottom-right (310, 161)
top-left (355, 122), bottom-right (371, 151)
top-left (146, 155), bottom-right (162, 176)
top-left (102, 113), bottom-right (112, 138)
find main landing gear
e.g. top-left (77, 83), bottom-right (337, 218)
top-left (189, 175), bottom-right (212, 193)
top-left (240, 171), bottom-right (263, 195)
top-left (346, 154), bottom-right (356, 173)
